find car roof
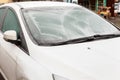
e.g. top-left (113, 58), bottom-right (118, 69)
top-left (1, 1), bottom-right (79, 9)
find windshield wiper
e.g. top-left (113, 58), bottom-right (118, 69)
top-left (50, 34), bottom-right (120, 46)
top-left (50, 36), bottom-right (96, 46)
top-left (92, 34), bottom-right (120, 39)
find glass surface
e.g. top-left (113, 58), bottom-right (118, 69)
top-left (23, 6), bottom-right (120, 45)
top-left (2, 9), bottom-right (20, 34)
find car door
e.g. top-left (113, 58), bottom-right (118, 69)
top-left (0, 7), bottom-right (28, 80)
top-left (0, 7), bottom-right (8, 80)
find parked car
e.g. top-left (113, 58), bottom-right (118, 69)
top-left (0, 1), bottom-right (120, 80)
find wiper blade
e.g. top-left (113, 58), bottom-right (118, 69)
top-left (50, 34), bottom-right (120, 46)
top-left (92, 34), bottom-right (120, 39)
top-left (50, 37), bottom-right (95, 46)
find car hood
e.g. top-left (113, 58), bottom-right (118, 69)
top-left (30, 37), bottom-right (120, 80)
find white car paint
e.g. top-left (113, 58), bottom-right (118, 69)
top-left (0, 1), bottom-right (120, 80)
top-left (29, 37), bottom-right (120, 80)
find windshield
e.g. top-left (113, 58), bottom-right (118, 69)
top-left (22, 6), bottom-right (120, 45)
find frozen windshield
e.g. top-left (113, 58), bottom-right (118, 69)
top-left (23, 6), bottom-right (120, 45)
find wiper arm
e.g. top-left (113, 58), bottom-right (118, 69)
top-left (50, 37), bottom-right (95, 46)
top-left (92, 34), bottom-right (120, 39)
top-left (50, 34), bottom-right (120, 46)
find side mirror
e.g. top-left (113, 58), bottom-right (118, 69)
top-left (3, 30), bottom-right (17, 41)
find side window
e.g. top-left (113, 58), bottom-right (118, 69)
top-left (2, 8), bottom-right (20, 36)
top-left (0, 8), bottom-right (6, 29)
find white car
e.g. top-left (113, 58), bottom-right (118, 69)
top-left (0, 1), bottom-right (120, 80)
